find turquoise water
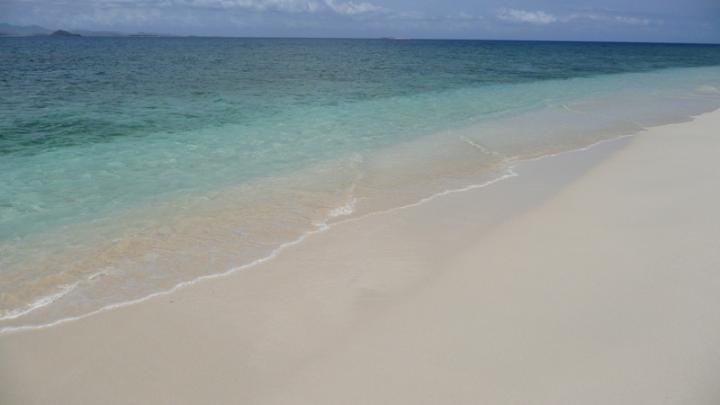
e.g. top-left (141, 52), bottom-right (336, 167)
top-left (2, 38), bottom-right (720, 330)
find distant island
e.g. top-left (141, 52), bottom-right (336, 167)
top-left (51, 30), bottom-right (81, 37)
top-left (0, 23), bottom-right (168, 37)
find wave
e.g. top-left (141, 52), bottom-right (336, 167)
top-left (0, 282), bottom-right (79, 322)
top-left (0, 164), bottom-right (523, 335)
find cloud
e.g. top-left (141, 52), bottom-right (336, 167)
top-left (324, 0), bottom-right (383, 15)
top-left (610, 15), bottom-right (655, 26)
top-left (180, 0), bottom-right (319, 13)
top-left (497, 8), bottom-right (662, 27)
top-left (175, 0), bottom-right (382, 15)
top-left (497, 9), bottom-right (557, 25)
top-left (568, 12), bottom-right (661, 26)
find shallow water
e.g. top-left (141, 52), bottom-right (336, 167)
top-left (1, 38), bottom-right (720, 330)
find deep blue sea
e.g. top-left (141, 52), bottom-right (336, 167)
top-left (2, 37), bottom-right (720, 330)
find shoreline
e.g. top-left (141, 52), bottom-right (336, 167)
top-left (1, 124), bottom-right (646, 335)
top-left (3, 64), bottom-right (720, 329)
top-left (3, 109), bottom-right (720, 404)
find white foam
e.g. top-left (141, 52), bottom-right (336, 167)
top-left (0, 282), bottom-right (79, 322)
top-left (459, 136), bottom-right (505, 158)
top-left (334, 169), bottom-right (519, 223)
top-left (328, 197), bottom-right (357, 218)
top-left (0, 222), bottom-right (331, 335)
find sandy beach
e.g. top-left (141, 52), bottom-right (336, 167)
top-left (2, 109), bottom-right (720, 404)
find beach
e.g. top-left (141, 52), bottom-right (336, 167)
top-left (2, 108), bottom-right (719, 404)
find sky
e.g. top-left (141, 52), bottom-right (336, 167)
top-left (1, 0), bottom-right (719, 43)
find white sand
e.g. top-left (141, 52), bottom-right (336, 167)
top-left (2, 110), bottom-right (720, 404)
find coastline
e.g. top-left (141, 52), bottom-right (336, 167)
top-left (0, 126), bottom-right (631, 335)
top-left (3, 64), bottom-right (720, 330)
top-left (2, 109), bottom-right (720, 404)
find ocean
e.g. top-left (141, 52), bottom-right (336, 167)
top-left (1, 37), bottom-right (720, 331)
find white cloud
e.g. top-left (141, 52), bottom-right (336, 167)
top-left (497, 8), bottom-right (662, 27)
top-left (180, 0), bottom-right (320, 13)
top-left (177, 0), bottom-right (381, 15)
top-left (567, 12), bottom-right (661, 26)
top-left (497, 9), bottom-right (557, 25)
top-left (612, 15), bottom-right (654, 26)
top-left (324, 0), bottom-right (382, 15)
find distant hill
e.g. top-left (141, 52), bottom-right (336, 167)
top-left (0, 23), bottom-right (166, 37)
top-left (51, 30), bottom-right (81, 37)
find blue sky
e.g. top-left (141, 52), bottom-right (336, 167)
top-left (2, 0), bottom-right (719, 42)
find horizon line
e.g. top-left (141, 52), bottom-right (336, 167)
top-left (2, 33), bottom-right (719, 46)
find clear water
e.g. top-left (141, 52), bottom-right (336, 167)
top-left (2, 38), bottom-right (720, 330)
